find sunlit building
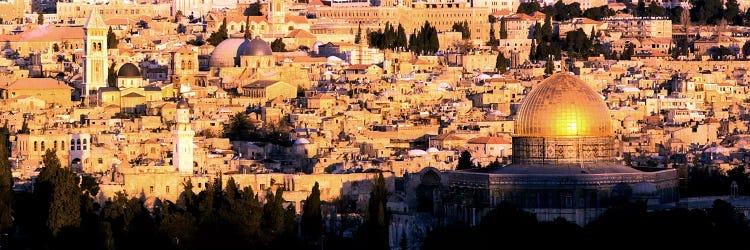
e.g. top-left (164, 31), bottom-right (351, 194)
top-left (441, 73), bottom-right (679, 225)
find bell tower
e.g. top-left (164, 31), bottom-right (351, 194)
top-left (172, 84), bottom-right (195, 175)
top-left (83, 11), bottom-right (108, 104)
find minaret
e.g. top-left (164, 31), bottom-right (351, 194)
top-left (172, 80), bottom-right (194, 175)
top-left (83, 11), bottom-right (108, 105)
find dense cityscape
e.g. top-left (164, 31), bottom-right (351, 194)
top-left (1, 0), bottom-right (750, 248)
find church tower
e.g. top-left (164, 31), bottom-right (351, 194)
top-left (83, 11), bottom-right (108, 103)
top-left (269, 0), bottom-right (287, 25)
top-left (172, 86), bottom-right (195, 175)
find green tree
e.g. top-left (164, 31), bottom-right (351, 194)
top-left (207, 17), bottom-right (228, 46)
top-left (457, 150), bottom-right (473, 170)
top-left (451, 21), bottom-right (470, 40)
top-left (262, 187), bottom-right (287, 241)
top-left (244, 2), bottom-right (263, 16)
top-left (486, 25), bottom-right (499, 46)
top-left (179, 178), bottom-right (198, 215)
top-left (360, 173), bottom-right (389, 250)
top-left (495, 51), bottom-right (508, 73)
top-left (107, 26), bottom-right (118, 49)
top-left (107, 62), bottom-right (117, 87)
top-left (18, 118), bottom-right (29, 134)
top-left (583, 6), bottom-right (615, 21)
top-left (396, 24), bottom-right (407, 51)
top-left (517, 0), bottom-right (541, 14)
top-left (301, 182), bottom-right (322, 240)
top-left (669, 6), bottom-right (684, 24)
top-left (621, 43), bottom-right (635, 60)
top-left (565, 28), bottom-right (592, 59)
top-left (271, 38), bottom-right (286, 52)
top-left (244, 16), bottom-right (252, 39)
top-left (36, 149), bottom-right (81, 236)
top-left (645, 1), bottom-right (667, 17)
top-left (743, 40), bottom-right (750, 58)
top-left (355, 22), bottom-right (362, 44)
top-left (413, 21), bottom-right (439, 55)
top-left (544, 57), bottom-right (555, 75)
top-left (225, 112), bottom-right (255, 141)
top-left (37, 12), bottom-right (43, 25)
top-left (499, 17), bottom-right (508, 39)
top-left (0, 124), bottom-right (13, 233)
top-left (408, 32), bottom-right (418, 52)
top-left (690, 0), bottom-right (725, 25)
top-left (726, 0), bottom-right (741, 25)
top-left (529, 39), bottom-right (536, 60)
top-left (637, 0), bottom-right (647, 16)
top-left (79, 175), bottom-right (99, 197)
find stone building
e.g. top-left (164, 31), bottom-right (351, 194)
top-left (0, 78), bottom-right (73, 107)
top-left (312, 3), bottom-right (491, 42)
top-left (440, 73), bottom-right (679, 225)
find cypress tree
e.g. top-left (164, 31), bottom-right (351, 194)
top-left (544, 57), bottom-right (555, 75)
top-left (499, 17), bottom-right (508, 39)
top-left (244, 15), bottom-right (252, 39)
top-left (355, 22), bottom-right (362, 44)
top-left (301, 182), bottom-right (322, 240)
top-left (408, 32), bottom-right (418, 52)
top-left (0, 123), bottom-right (12, 233)
top-left (396, 24), bottom-right (407, 51)
top-left (107, 26), bottom-right (118, 49)
top-left (36, 149), bottom-right (81, 236)
top-left (457, 151), bottom-right (473, 170)
top-left (496, 52), bottom-right (508, 73)
top-left (360, 173), bottom-right (389, 250)
top-left (207, 17), bottom-right (228, 46)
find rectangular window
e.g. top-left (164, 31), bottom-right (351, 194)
top-left (166, 186), bottom-right (170, 193)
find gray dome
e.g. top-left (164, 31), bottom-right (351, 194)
top-left (209, 38), bottom-right (246, 68)
top-left (118, 63), bottom-right (141, 78)
top-left (239, 37), bottom-right (273, 56)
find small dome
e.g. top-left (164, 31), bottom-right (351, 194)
top-left (238, 37), bottom-right (273, 56)
top-left (117, 63), bottom-right (141, 78)
top-left (426, 147), bottom-right (440, 153)
top-left (209, 38), bottom-right (246, 67)
top-left (312, 41), bottom-right (324, 53)
top-left (407, 149), bottom-right (427, 157)
top-left (295, 138), bottom-right (311, 144)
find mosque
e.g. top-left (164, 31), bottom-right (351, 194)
top-left (437, 73), bottom-right (679, 225)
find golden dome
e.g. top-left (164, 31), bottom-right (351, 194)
top-left (515, 73), bottom-right (612, 138)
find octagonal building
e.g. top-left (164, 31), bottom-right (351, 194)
top-left (443, 73), bottom-right (678, 225)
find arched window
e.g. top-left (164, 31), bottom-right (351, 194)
top-left (41, 141), bottom-right (45, 151)
top-left (54, 141), bottom-right (58, 150)
top-left (33, 141), bottom-right (37, 151)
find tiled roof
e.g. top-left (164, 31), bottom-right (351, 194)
top-left (1, 78), bottom-right (73, 90)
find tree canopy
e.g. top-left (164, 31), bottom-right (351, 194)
top-left (457, 150), bottom-right (473, 170)
top-left (207, 17), bottom-right (228, 46)
top-left (271, 38), bottom-right (286, 52)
